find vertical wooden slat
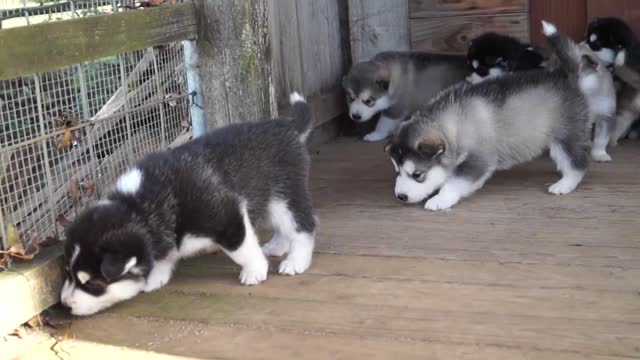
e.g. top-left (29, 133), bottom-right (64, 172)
top-left (348, 0), bottom-right (410, 63)
top-left (529, 0), bottom-right (588, 45)
top-left (196, 0), bottom-right (273, 128)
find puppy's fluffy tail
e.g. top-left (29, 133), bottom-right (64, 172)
top-left (541, 20), bottom-right (584, 75)
top-left (288, 92), bottom-right (313, 142)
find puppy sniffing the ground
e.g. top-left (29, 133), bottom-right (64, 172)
top-left (61, 92), bottom-right (317, 316)
top-left (342, 51), bottom-right (468, 142)
top-left (386, 23), bottom-right (592, 211)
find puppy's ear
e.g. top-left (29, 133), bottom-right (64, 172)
top-left (416, 133), bottom-right (445, 159)
top-left (101, 254), bottom-right (137, 281)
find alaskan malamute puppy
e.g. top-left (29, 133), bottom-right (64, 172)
top-left (583, 17), bottom-right (640, 143)
top-left (342, 51), bottom-right (468, 142)
top-left (385, 24), bottom-right (592, 211)
top-left (466, 32), bottom-right (547, 84)
top-left (543, 21), bottom-right (617, 162)
top-left (61, 93), bottom-right (317, 315)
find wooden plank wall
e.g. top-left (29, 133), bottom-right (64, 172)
top-left (529, 0), bottom-right (640, 46)
top-left (587, 0), bottom-right (640, 35)
top-left (268, 0), bottom-right (348, 127)
top-left (409, 0), bottom-right (530, 54)
top-left (348, 0), bottom-right (410, 63)
top-left (196, 0), bottom-right (273, 129)
top-left (529, 0), bottom-right (588, 45)
top-left (0, 3), bottom-right (197, 80)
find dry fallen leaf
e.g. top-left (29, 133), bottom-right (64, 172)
top-left (82, 180), bottom-right (95, 198)
top-left (5, 223), bottom-right (21, 248)
top-left (56, 214), bottom-right (72, 228)
top-left (10, 327), bottom-right (26, 339)
top-left (1, 225), bottom-right (44, 265)
top-left (26, 315), bottom-right (43, 329)
top-left (57, 128), bottom-right (73, 149)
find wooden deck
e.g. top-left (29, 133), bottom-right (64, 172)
top-left (40, 138), bottom-right (640, 359)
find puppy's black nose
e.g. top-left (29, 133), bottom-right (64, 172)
top-left (397, 193), bottom-right (408, 202)
top-left (351, 113), bottom-right (361, 121)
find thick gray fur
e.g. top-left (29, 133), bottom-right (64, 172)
top-left (342, 51), bottom-right (468, 141)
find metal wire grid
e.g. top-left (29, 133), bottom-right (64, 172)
top-left (1, 0), bottom-right (128, 29)
top-left (0, 38), bottom-right (190, 251)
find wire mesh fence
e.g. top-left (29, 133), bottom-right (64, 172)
top-left (0, 1), bottom-right (192, 257)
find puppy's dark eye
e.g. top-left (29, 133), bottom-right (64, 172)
top-left (412, 171), bottom-right (426, 182)
top-left (364, 97), bottom-right (376, 107)
top-left (346, 93), bottom-right (355, 102)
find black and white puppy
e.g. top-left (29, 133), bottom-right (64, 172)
top-left (584, 17), bottom-right (640, 142)
top-left (61, 92), bottom-right (317, 316)
top-left (466, 32), bottom-right (547, 84)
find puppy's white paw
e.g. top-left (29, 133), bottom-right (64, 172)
top-left (363, 131), bottom-right (388, 142)
top-left (541, 20), bottom-right (557, 36)
top-left (548, 179), bottom-right (578, 195)
top-left (591, 151), bottom-right (612, 162)
top-left (239, 258), bottom-right (268, 285)
top-left (262, 234), bottom-right (290, 257)
top-left (424, 192), bottom-right (459, 211)
top-left (279, 252), bottom-right (312, 276)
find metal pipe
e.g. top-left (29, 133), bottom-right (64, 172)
top-left (182, 40), bottom-right (206, 138)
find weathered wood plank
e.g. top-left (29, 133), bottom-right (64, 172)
top-left (0, 245), bottom-right (63, 336)
top-left (409, 0), bottom-right (528, 18)
top-left (166, 264), bottom-right (640, 323)
top-left (268, 0), bottom-right (347, 117)
top-left (410, 13), bottom-right (529, 54)
top-left (0, 3), bottom-right (197, 80)
top-left (63, 316), bottom-right (631, 360)
top-left (178, 253), bottom-right (640, 292)
top-left (529, 0), bottom-right (588, 45)
top-left (308, 139), bottom-right (640, 266)
top-left (296, 0), bottom-right (345, 95)
top-left (196, 0), bottom-right (273, 128)
top-left (348, 0), bottom-right (410, 63)
top-left (106, 290), bottom-right (640, 357)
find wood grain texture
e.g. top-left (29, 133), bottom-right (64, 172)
top-left (0, 245), bottom-right (63, 336)
top-left (410, 0), bottom-right (528, 18)
top-left (410, 13), bottom-right (529, 53)
top-left (268, 0), bottom-right (347, 126)
top-left (349, 0), bottom-right (410, 63)
top-left (196, 0), bottom-right (274, 129)
top-left (0, 3), bottom-right (197, 80)
top-left (52, 138), bottom-right (640, 359)
top-left (529, 0), bottom-right (588, 45)
top-left (587, 0), bottom-right (640, 38)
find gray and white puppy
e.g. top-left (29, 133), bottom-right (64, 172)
top-left (61, 93), bottom-right (316, 316)
top-left (385, 28), bottom-right (591, 211)
top-left (543, 21), bottom-right (617, 162)
top-left (342, 51), bottom-right (468, 142)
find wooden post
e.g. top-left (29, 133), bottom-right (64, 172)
top-left (195, 0), bottom-right (274, 129)
top-left (348, 0), bottom-right (410, 63)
